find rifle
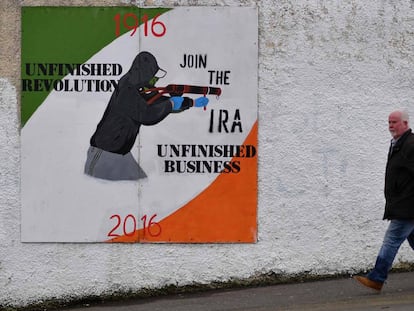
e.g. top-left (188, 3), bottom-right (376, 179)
top-left (142, 84), bottom-right (222, 105)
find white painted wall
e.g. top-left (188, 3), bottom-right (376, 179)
top-left (1, 0), bottom-right (414, 307)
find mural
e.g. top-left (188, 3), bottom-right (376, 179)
top-left (21, 6), bottom-right (258, 243)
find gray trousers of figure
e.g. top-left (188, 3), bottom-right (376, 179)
top-left (84, 146), bottom-right (147, 181)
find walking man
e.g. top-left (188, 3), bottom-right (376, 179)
top-left (354, 109), bottom-right (414, 291)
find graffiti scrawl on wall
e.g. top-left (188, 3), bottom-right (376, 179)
top-left (21, 6), bottom-right (258, 243)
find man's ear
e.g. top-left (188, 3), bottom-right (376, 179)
top-left (403, 120), bottom-right (409, 128)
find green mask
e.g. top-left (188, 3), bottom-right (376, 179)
top-left (149, 76), bottom-right (159, 86)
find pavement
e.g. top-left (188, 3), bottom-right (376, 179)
top-left (64, 271), bottom-right (414, 311)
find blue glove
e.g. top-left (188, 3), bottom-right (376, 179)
top-left (170, 96), bottom-right (184, 111)
top-left (194, 97), bottom-right (209, 108)
top-left (170, 97), bottom-right (194, 112)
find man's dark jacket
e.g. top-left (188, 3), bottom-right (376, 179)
top-left (384, 129), bottom-right (414, 219)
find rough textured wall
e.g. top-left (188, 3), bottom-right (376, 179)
top-left (1, 0), bottom-right (414, 307)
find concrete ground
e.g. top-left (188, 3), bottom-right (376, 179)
top-left (63, 271), bottom-right (414, 311)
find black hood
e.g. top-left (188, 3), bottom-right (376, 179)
top-left (121, 51), bottom-right (160, 87)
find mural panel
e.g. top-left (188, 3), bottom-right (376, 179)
top-left (21, 6), bottom-right (258, 243)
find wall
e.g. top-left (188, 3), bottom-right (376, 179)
top-left (1, 0), bottom-right (414, 307)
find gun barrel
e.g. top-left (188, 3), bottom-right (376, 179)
top-left (165, 84), bottom-right (222, 96)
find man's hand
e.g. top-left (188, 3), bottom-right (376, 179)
top-left (170, 96), bottom-right (193, 112)
top-left (194, 97), bottom-right (209, 108)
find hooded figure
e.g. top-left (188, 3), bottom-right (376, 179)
top-left (85, 51), bottom-right (209, 181)
top-left (85, 52), bottom-right (174, 181)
